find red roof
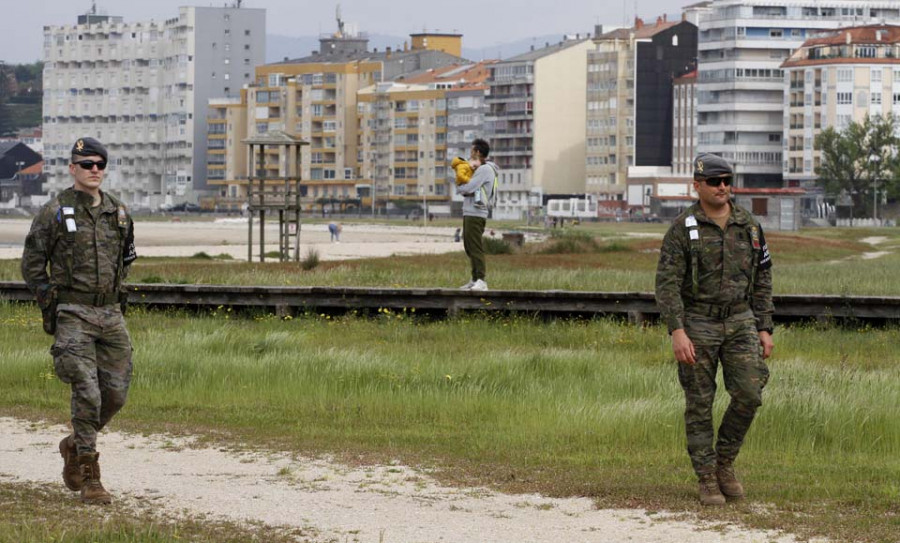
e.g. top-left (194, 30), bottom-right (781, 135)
top-left (21, 161), bottom-right (43, 175)
top-left (732, 188), bottom-right (805, 195)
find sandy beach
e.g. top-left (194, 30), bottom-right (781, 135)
top-left (0, 218), bottom-right (464, 261)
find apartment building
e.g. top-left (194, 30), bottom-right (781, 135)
top-left (588, 18), bottom-right (696, 201)
top-left (354, 62), bottom-right (492, 211)
top-left (357, 82), bottom-right (448, 208)
top-left (208, 29), bottom-right (464, 211)
top-left (696, 0), bottom-right (900, 188)
top-left (781, 24), bottom-right (900, 188)
top-left (673, 70), bottom-right (698, 176)
top-left (485, 37), bottom-right (594, 221)
top-left (43, 5), bottom-right (265, 208)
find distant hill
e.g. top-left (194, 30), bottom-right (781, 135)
top-left (266, 33), bottom-right (588, 64)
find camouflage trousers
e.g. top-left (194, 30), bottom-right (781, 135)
top-left (677, 310), bottom-right (769, 476)
top-left (51, 303), bottom-right (133, 456)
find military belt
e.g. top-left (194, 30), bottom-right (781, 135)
top-left (56, 290), bottom-right (123, 307)
top-left (688, 301), bottom-right (750, 319)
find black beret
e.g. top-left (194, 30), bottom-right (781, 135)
top-left (693, 153), bottom-right (732, 178)
top-left (72, 137), bottom-right (108, 162)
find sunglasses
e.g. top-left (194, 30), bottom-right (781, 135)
top-left (702, 176), bottom-right (732, 187)
top-left (73, 160), bottom-right (108, 171)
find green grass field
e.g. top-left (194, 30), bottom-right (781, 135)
top-left (1, 224), bottom-right (898, 541)
top-left (0, 301), bottom-right (898, 542)
top-left (2, 224), bottom-right (898, 294)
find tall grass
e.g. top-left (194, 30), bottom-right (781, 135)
top-left (0, 302), bottom-right (898, 541)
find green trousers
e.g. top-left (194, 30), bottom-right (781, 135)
top-left (463, 216), bottom-right (486, 281)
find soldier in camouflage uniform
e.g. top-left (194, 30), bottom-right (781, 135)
top-left (654, 153), bottom-right (774, 506)
top-left (21, 137), bottom-right (137, 505)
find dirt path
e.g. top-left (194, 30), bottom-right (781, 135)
top-left (0, 417), bottom-right (824, 543)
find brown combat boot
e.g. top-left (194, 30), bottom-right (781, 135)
top-left (77, 452), bottom-right (112, 505)
top-left (59, 435), bottom-right (83, 491)
top-left (716, 459), bottom-right (744, 499)
top-left (698, 472), bottom-right (726, 506)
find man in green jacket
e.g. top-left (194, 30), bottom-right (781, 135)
top-left (21, 137), bottom-right (137, 505)
top-left (655, 153), bottom-right (774, 505)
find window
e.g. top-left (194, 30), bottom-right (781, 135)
top-left (837, 68), bottom-right (853, 82)
top-left (872, 92), bottom-right (882, 105)
top-left (770, 29), bottom-right (783, 38)
top-left (752, 198), bottom-right (768, 216)
top-left (872, 69), bottom-right (882, 82)
top-left (837, 92), bottom-right (852, 105)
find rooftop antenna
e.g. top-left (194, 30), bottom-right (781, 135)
top-left (336, 4), bottom-right (345, 38)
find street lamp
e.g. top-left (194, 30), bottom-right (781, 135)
top-left (420, 184), bottom-right (427, 228)
top-left (868, 153), bottom-right (880, 224)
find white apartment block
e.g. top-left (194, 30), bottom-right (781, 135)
top-left (696, 0), bottom-right (900, 188)
top-left (42, 6), bottom-right (265, 208)
top-left (781, 25), bottom-right (900, 187)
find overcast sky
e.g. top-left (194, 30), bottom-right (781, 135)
top-left (2, 0), bottom-right (690, 64)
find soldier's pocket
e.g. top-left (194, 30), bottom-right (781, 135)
top-left (50, 341), bottom-right (77, 384)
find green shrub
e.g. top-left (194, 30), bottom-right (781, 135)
top-left (191, 252), bottom-right (214, 260)
top-left (483, 236), bottom-right (513, 255)
top-left (301, 248), bottom-right (321, 270)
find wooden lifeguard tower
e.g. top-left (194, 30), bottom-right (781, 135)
top-left (243, 131), bottom-right (309, 262)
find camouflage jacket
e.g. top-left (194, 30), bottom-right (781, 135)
top-left (21, 187), bottom-right (136, 305)
top-left (654, 202), bottom-right (773, 334)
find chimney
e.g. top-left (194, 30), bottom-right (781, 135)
top-left (594, 24), bottom-right (602, 38)
top-left (634, 17), bottom-right (644, 30)
top-left (656, 16), bottom-right (663, 26)
top-left (386, 46), bottom-right (392, 58)
top-left (530, 44), bottom-right (535, 51)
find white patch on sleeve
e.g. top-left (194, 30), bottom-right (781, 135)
top-left (685, 215), bottom-right (697, 227)
top-left (689, 229), bottom-right (699, 241)
top-left (65, 218), bottom-right (77, 233)
top-left (62, 207), bottom-right (75, 216)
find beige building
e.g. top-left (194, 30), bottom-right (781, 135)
top-left (357, 83), bottom-right (448, 210)
top-left (486, 37), bottom-right (594, 220)
top-left (673, 69), bottom-right (698, 176)
top-left (781, 24), bottom-right (900, 188)
top-left (207, 28), bottom-right (464, 212)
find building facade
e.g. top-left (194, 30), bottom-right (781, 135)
top-left (673, 70), bottom-right (698, 176)
top-left (207, 30), bottom-right (465, 212)
top-left (695, 0), bottom-right (900, 188)
top-left (42, 6), bottom-right (265, 208)
top-left (781, 24), bottom-right (900, 188)
top-left (486, 37), bottom-right (594, 220)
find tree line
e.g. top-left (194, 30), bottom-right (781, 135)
top-left (815, 114), bottom-right (899, 219)
top-left (0, 61), bottom-right (43, 137)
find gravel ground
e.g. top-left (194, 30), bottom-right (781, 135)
top-left (0, 417), bottom-right (826, 543)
